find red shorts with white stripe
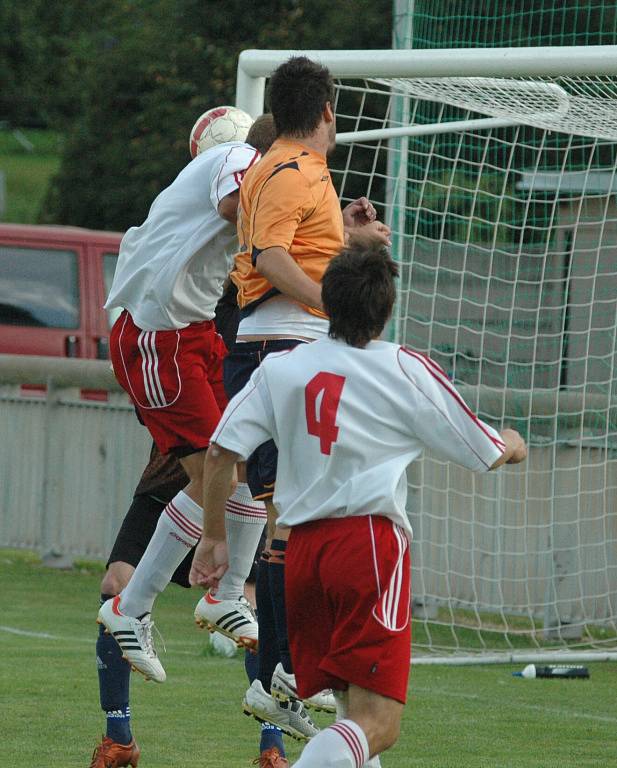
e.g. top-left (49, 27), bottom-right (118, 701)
top-left (285, 515), bottom-right (411, 704)
top-left (110, 310), bottom-right (228, 456)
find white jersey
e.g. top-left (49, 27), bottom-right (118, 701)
top-left (212, 336), bottom-right (505, 537)
top-left (105, 142), bottom-right (260, 330)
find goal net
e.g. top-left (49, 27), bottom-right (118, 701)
top-left (237, 48), bottom-right (617, 662)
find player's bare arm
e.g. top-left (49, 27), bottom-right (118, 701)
top-left (489, 428), bottom-right (527, 470)
top-left (189, 443), bottom-right (239, 588)
top-left (217, 190), bottom-right (240, 223)
top-left (255, 246), bottom-right (324, 311)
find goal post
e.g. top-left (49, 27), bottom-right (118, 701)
top-left (235, 47), bottom-right (617, 664)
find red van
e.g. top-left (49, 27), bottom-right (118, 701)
top-left (0, 224), bottom-right (122, 359)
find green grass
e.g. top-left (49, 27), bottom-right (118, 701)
top-left (1, 548), bottom-right (616, 767)
top-left (0, 128), bottom-right (61, 223)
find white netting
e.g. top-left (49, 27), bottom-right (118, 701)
top-left (373, 76), bottom-right (617, 141)
top-left (331, 74), bottom-right (617, 660)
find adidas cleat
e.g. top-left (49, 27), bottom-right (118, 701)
top-left (271, 662), bottom-right (336, 713)
top-left (243, 679), bottom-right (319, 742)
top-left (97, 596), bottom-right (166, 683)
top-left (194, 591), bottom-right (258, 651)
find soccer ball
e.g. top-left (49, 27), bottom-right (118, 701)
top-left (189, 106), bottom-right (253, 158)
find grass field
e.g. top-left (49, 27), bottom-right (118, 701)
top-left (1, 548), bottom-right (615, 768)
top-left (0, 128), bottom-right (61, 223)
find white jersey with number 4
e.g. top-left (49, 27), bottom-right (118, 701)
top-left (105, 142), bottom-right (260, 330)
top-left (211, 336), bottom-right (506, 538)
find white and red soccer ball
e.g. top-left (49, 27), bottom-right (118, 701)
top-left (189, 105), bottom-right (253, 158)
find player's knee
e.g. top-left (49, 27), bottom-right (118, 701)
top-left (377, 715), bottom-right (401, 753)
top-left (349, 692), bottom-right (403, 756)
top-left (100, 562), bottom-right (134, 595)
top-left (362, 716), bottom-right (400, 756)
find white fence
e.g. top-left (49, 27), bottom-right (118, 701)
top-left (0, 355), bottom-right (150, 564)
top-left (1, 355), bottom-right (615, 635)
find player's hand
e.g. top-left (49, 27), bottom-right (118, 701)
top-left (342, 196), bottom-right (377, 227)
top-left (347, 219), bottom-right (392, 248)
top-left (502, 428), bottom-right (527, 464)
top-left (189, 536), bottom-right (229, 589)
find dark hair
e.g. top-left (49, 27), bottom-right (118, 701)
top-left (246, 114), bottom-right (277, 155)
top-left (267, 56), bottom-right (335, 137)
top-left (322, 243), bottom-right (399, 348)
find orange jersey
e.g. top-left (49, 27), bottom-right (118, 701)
top-left (232, 138), bottom-right (344, 318)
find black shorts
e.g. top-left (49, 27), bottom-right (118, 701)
top-left (223, 338), bottom-right (305, 499)
top-left (107, 494), bottom-right (193, 588)
top-left (107, 493), bottom-right (262, 586)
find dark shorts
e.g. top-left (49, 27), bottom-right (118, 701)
top-left (107, 493), bottom-right (262, 586)
top-left (223, 338), bottom-right (305, 499)
top-left (107, 493), bottom-right (193, 588)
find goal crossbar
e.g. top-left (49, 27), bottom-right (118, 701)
top-left (236, 45), bottom-right (617, 116)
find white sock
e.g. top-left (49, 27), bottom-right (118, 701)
top-left (332, 693), bottom-right (381, 767)
top-left (292, 720), bottom-right (369, 768)
top-left (215, 482), bottom-right (266, 601)
top-left (119, 490), bottom-right (202, 617)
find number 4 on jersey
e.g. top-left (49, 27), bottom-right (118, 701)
top-left (304, 371), bottom-right (346, 455)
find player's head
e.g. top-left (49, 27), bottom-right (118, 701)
top-left (267, 56), bottom-right (335, 149)
top-left (322, 243), bottom-right (399, 348)
top-left (246, 113), bottom-right (277, 155)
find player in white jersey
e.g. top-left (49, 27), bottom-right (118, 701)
top-left (97, 114), bottom-right (276, 684)
top-left (190, 242), bottom-right (527, 768)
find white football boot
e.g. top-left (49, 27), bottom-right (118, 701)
top-left (271, 662), bottom-right (336, 713)
top-left (194, 591), bottom-right (258, 651)
top-left (97, 595), bottom-right (166, 683)
top-left (243, 679), bottom-right (319, 741)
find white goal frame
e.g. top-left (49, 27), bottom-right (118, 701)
top-left (236, 45), bottom-right (617, 117)
top-left (235, 47), bottom-right (617, 666)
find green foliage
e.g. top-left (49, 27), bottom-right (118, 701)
top-left (0, 129), bottom-right (61, 223)
top-left (34, 0), bottom-right (391, 229)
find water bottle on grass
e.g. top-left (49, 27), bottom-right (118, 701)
top-left (513, 664), bottom-right (590, 679)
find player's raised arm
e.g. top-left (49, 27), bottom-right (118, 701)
top-left (397, 348), bottom-right (527, 473)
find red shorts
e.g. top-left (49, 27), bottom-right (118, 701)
top-left (286, 515), bottom-right (411, 704)
top-left (110, 310), bottom-right (228, 456)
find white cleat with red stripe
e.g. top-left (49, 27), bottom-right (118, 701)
top-left (194, 591), bottom-right (259, 651)
top-left (97, 595), bottom-right (166, 683)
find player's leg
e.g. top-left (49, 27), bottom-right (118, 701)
top-left (286, 515), bottom-right (412, 767)
top-left (292, 686), bottom-right (402, 767)
top-left (194, 463), bottom-right (265, 649)
top-left (100, 319), bottom-right (223, 679)
top-left (243, 491), bottom-right (319, 742)
top-left (117, 449), bottom-right (205, 619)
top-left (93, 561), bottom-right (140, 768)
top-left (92, 487), bottom-right (180, 767)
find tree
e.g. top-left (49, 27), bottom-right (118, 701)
top-left (40, 0), bottom-right (391, 229)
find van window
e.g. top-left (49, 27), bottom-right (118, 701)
top-left (102, 252), bottom-right (120, 328)
top-left (0, 246), bottom-right (79, 328)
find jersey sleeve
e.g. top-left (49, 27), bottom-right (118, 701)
top-left (398, 348), bottom-right (506, 471)
top-left (250, 166), bottom-right (312, 257)
top-left (209, 145), bottom-right (261, 210)
top-left (210, 365), bottom-right (275, 459)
